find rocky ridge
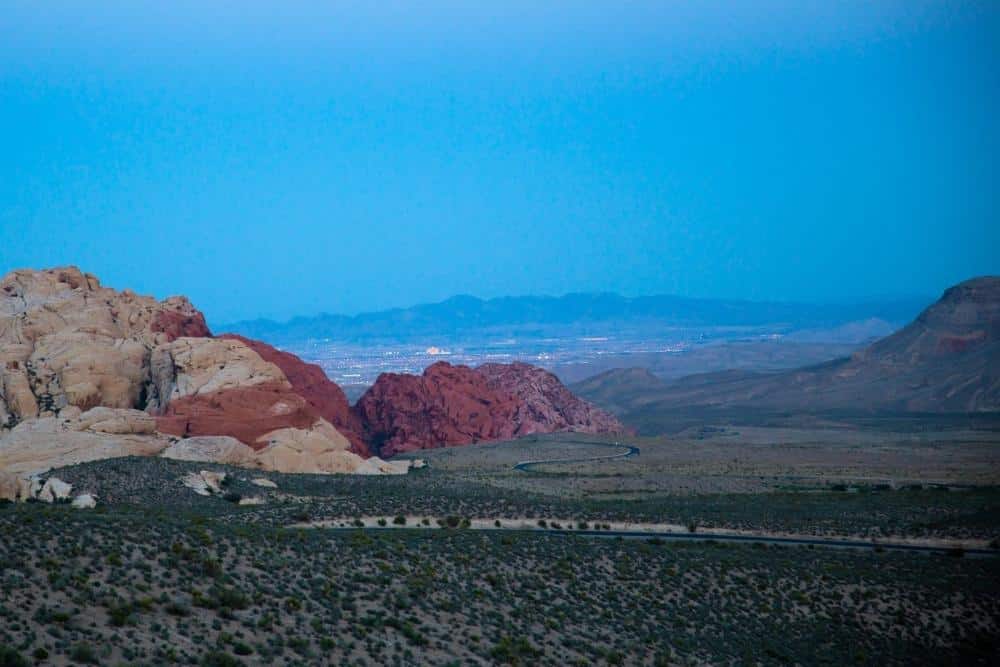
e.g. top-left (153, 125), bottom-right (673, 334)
top-left (575, 277), bottom-right (1000, 425)
top-left (355, 361), bottom-right (624, 457)
top-left (0, 267), bottom-right (404, 478)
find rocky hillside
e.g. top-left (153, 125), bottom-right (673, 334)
top-left (578, 277), bottom-right (1000, 426)
top-left (355, 361), bottom-right (624, 457)
top-left (1, 267), bottom-right (620, 476)
top-left (0, 267), bottom-right (399, 476)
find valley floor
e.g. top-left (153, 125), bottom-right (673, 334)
top-left (2, 425), bottom-right (999, 665)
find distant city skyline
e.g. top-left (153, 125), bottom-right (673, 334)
top-left (2, 1), bottom-right (997, 322)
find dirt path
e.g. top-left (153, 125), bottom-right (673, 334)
top-left (293, 515), bottom-right (996, 556)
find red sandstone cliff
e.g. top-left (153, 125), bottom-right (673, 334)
top-left (217, 334), bottom-right (369, 455)
top-left (354, 361), bottom-right (624, 457)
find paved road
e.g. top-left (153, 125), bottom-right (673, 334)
top-left (313, 525), bottom-right (996, 557)
top-left (513, 440), bottom-right (640, 472)
top-left (551, 529), bottom-right (997, 557)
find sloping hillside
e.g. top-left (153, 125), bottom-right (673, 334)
top-left (574, 278), bottom-right (1000, 432)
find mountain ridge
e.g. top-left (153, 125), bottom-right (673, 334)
top-left (219, 291), bottom-right (928, 343)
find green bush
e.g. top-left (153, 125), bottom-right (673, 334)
top-left (200, 651), bottom-right (242, 667)
top-left (69, 642), bottom-right (98, 665)
top-left (0, 645), bottom-right (28, 667)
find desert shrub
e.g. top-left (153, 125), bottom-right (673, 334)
top-left (0, 645), bottom-right (28, 667)
top-left (108, 602), bottom-right (135, 627)
top-left (490, 636), bottom-right (541, 663)
top-left (165, 599), bottom-right (191, 617)
top-left (69, 642), bottom-right (98, 664)
top-left (200, 651), bottom-right (241, 667)
top-left (232, 642), bottom-right (253, 656)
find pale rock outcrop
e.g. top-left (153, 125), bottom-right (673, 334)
top-left (149, 337), bottom-right (287, 405)
top-left (38, 477), bottom-right (72, 503)
top-left (248, 419), bottom-right (409, 474)
top-left (352, 457), bottom-right (413, 476)
top-left (0, 266), bottom-right (210, 424)
top-left (182, 470), bottom-right (228, 496)
top-left (0, 407), bottom-right (171, 475)
top-left (0, 471), bottom-right (72, 503)
top-left (28, 333), bottom-right (148, 414)
top-left (71, 493), bottom-right (97, 509)
top-left (161, 436), bottom-right (255, 465)
top-left (77, 407), bottom-right (157, 434)
top-left (0, 471), bottom-right (21, 502)
top-left (18, 476), bottom-right (41, 501)
top-left (238, 496), bottom-right (265, 506)
top-left (251, 478), bottom-right (278, 488)
top-left (252, 420), bottom-right (364, 474)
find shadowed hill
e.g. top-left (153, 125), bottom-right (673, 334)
top-left (574, 277), bottom-right (1000, 432)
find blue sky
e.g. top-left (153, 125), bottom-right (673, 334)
top-left (1, 1), bottom-right (997, 323)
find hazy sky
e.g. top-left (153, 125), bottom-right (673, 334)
top-left (1, 1), bottom-right (997, 323)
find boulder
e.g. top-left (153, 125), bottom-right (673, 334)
top-left (71, 493), bottom-right (97, 509)
top-left (182, 470), bottom-right (228, 496)
top-left (38, 477), bottom-right (72, 503)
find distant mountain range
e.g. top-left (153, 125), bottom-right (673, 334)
top-left (220, 292), bottom-right (928, 343)
top-left (572, 277), bottom-right (1000, 433)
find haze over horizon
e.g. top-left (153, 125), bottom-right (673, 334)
top-left (2, 1), bottom-right (998, 322)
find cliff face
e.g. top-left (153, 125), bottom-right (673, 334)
top-left (0, 267), bottom-right (393, 475)
top-left (477, 362), bottom-right (626, 434)
top-left (354, 361), bottom-right (624, 457)
top-left (217, 334), bottom-right (369, 456)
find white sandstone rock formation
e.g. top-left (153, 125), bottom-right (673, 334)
top-left (161, 436), bottom-right (255, 465)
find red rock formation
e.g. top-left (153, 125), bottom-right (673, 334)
top-left (354, 361), bottom-right (624, 457)
top-left (155, 381), bottom-right (318, 450)
top-left (477, 362), bottom-right (625, 435)
top-left (217, 334), bottom-right (369, 456)
top-left (151, 304), bottom-right (212, 342)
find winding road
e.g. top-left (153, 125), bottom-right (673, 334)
top-left (513, 440), bottom-right (640, 472)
